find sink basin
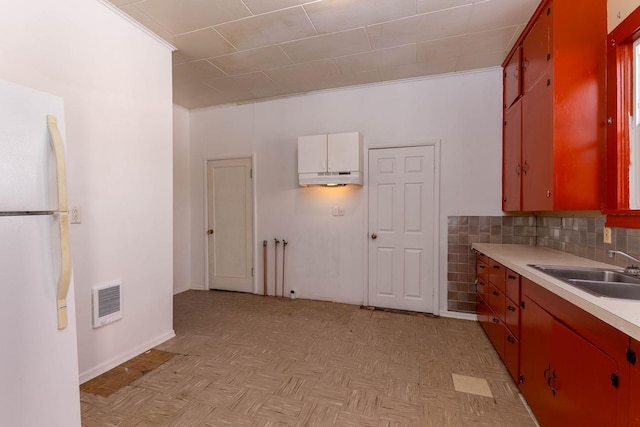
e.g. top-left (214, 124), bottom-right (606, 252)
top-left (530, 265), bottom-right (640, 300)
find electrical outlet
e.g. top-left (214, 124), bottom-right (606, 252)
top-left (70, 206), bottom-right (82, 224)
top-left (338, 206), bottom-right (345, 216)
top-left (332, 206), bottom-right (339, 216)
top-left (604, 227), bottom-right (612, 244)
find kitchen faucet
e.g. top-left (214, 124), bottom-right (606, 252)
top-left (608, 250), bottom-right (640, 275)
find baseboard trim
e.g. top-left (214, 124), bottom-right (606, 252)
top-left (438, 310), bottom-right (477, 321)
top-left (79, 329), bottom-right (176, 384)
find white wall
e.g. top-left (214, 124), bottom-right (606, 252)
top-left (0, 0), bottom-right (175, 381)
top-left (173, 104), bottom-right (191, 294)
top-left (186, 70), bottom-right (503, 315)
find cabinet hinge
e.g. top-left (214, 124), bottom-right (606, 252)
top-left (518, 374), bottom-right (524, 384)
top-left (611, 373), bottom-right (619, 388)
top-left (251, 267), bottom-right (254, 277)
top-left (250, 169), bottom-right (253, 178)
top-left (627, 348), bottom-right (637, 365)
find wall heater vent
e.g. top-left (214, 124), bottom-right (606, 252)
top-left (92, 280), bottom-right (123, 328)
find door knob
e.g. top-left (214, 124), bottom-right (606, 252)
top-left (371, 233), bottom-right (377, 240)
top-left (207, 229), bottom-right (214, 235)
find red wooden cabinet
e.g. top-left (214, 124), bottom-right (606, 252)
top-left (503, 47), bottom-right (521, 109)
top-left (502, 0), bottom-right (606, 211)
top-left (519, 294), bottom-right (553, 425)
top-left (502, 99), bottom-right (521, 212)
top-left (520, 277), bottom-right (629, 426)
top-left (475, 253), bottom-right (521, 382)
top-left (630, 339), bottom-right (640, 425)
top-left (550, 320), bottom-right (618, 427)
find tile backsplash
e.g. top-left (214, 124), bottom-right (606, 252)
top-left (447, 215), bottom-right (640, 313)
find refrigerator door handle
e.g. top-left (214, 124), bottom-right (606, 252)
top-left (55, 212), bottom-right (71, 330)
top-left (47, 115), bottom-right (68, 213)
top-left (48, 115), bottom-right (71, 330)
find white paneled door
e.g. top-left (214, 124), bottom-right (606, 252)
top-left (207, 158), bottom-right (253, 292)
top-left (368, 145), bottom-right (437, 313)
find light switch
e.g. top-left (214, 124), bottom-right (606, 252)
top-left (332, 206), bottom-right (339, 216)
top-left (338, 206), bottom-right (345, 216)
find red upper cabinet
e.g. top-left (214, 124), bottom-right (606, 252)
top-left (503, 47), bottom-right (521, 109)
top-left (502, 99), bottom-right (522, 211)
top-left (502, 0), bottom-right (606, 211)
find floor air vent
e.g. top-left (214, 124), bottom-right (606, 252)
top-left (92, 280), bottom-right (123, 328)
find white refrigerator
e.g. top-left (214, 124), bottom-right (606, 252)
top-left (0, 79), bottom-right (81, 426)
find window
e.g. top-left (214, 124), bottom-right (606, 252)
top-left (605, 6), bottom-right (640, 226)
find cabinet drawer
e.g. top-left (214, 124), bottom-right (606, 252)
top-left (489, 260), bottom-right (505, 292)
top-left (477, 277), bottom-right (489, 300)
top-left (476, 294), bottom-right (490, 335)
top-left (489, 283), bottom-right (506, 323)
top-left (505, 268), bottom-right (520, 303)
top-left (488, 315), bottom-right (505, 358)
top-left (505, 296), bottom-right (520, 339)
top-left (477, 258), bottom-right (489, 282)
top-left (504, 332), bottom-right (520, 383)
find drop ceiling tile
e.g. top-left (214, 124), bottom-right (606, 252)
top-left (120, 4), bottom-right (173, 39)
top-left (334, 44), bottom-right (417, 75)
top-left (456, 50), bottom-right (507, 71)
top-left (173, 80), bottom-right (231, 109)
top-left (242, 0), bottom-right (307, 15)
top-left (135, 0), bottom-right (251, 35)
top-left (249, 80), bottom-right (317, 99)
top-left (378, 57), bottom-right (457, 80)
top-left (417, 27), bottom-right (518, 62)
top-left (215, 7), bottom-right (317, 51)
top-left (466, 0), bottom-right (538, 33)
top-left (170, 28), bottom-right (236, 61)
top-left (172, 50), bottom-right (191, 65)
top-left (210, 46), bottom-right (293, 75)
top-left (304, 0), bottom-right (417, 34)
top-left (280, 28), bottom-right (371, 64)
top-left (264, 59), bottom-right (342, 85)
top-left (173, 60), bottom-right (226, 84)
top-left (314, 70), bottom-right (381, 90)
top-left (367, 5), bottom-right (474, 50)
top-left (203, 72), bottom-right (274, 94)
top-left (417, 0), bottom-right (475, 13)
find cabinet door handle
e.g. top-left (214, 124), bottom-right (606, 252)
top-left (492, 291), bottom-right (499, 296)
top-left (523, 161), bottom-right (529, 174)
top-left (492, 317), bottom-right (500, 324)
top-left (516, 163), bottom-right (521, 176)
top-left (477, 282), bottom-right (485, 287)
top-left (507, 274), bottom-right (517, 280)
top-left (543, 364), bottom-right (551, 382)
top-left (492, 265), bottom-right (500, 269)
top-left (507, 305), bottom-right (516, 312)
top-left (549, 370), bottom-right (557, 396)
top-left (507, 335), bottom-right (515, 344)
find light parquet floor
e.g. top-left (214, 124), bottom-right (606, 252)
top-left (81, 290), bottom-right (536, 426)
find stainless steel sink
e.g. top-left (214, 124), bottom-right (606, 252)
top-left (530, 265), bottom-right (640, 300)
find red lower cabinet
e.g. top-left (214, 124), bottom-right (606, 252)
top-left (519, 294), bottom-right (553, 424)
top-left (476, 294), bottom-right (490, 334)
top-left (503, 332), bottom-right (519, 383)
top-left (550, 320), bottom-right (618, 427)
top-left (630, 339), bottom-right (640, 425)
top-left (520, 278), bottom-right (628, 427)
top-left (475, 253), bottom-right (520, 381)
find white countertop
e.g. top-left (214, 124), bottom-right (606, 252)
top-left (471, 243), bottom-right (640, 342)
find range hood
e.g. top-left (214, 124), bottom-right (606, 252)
top-left (299, 171), bottom-right (362, 186)
top-left (298, 132), bottom-right (363, 187)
